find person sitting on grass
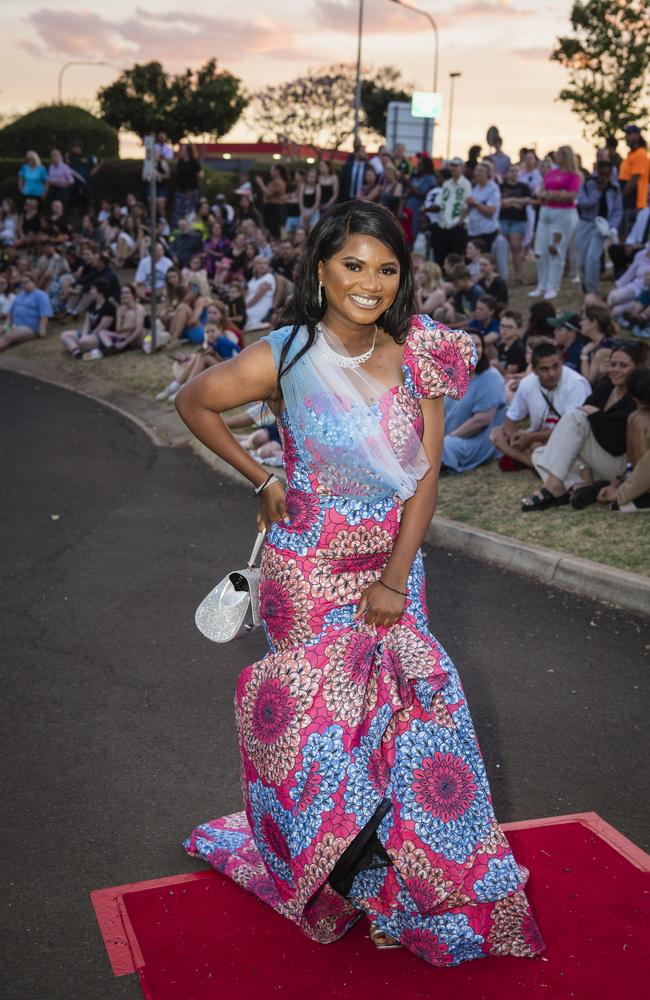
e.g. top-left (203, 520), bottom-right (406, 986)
top-left (468, 294), bottom-right (500, 348)
top-left (522, 342), bottom-right (648, 510)
top-left (0, 273), bottom-right (15, 323)
top-left (495, 309), bottom-right (526, 375)
top-left (414, 261), bottom-right (447, 315)
top-left (548, 311), bottom-right (588, 371)
top-left (578, 304), bottom-right (619, 384)
top-left (155, 314), bottom-right (241, 402)
top-left (619, 270), bottom-right (650, 339)
top-left (59, 278), bottom-right (117, 360)
top-left (597, 369), bottom-right (650, 512)
top-left (490, 341), bottom-right (591, 472)
top-left (134, 241), bottom-right (174, 302)
top-left (477, 252), bottom-right (508, 306)
top-left (441, 330), bottom-right (507, 473)
top-left (440, 264), bottom-right (485, 323)
top-left (94, 284), bottom-right (145, 355)
top-left (0, 272), bottom-right (52, 351)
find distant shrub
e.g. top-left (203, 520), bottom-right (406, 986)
top-left (0, 105), bottom-right (119, 160)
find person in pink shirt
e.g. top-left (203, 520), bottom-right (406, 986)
top-left (530, 146), bottom-right (582, 301)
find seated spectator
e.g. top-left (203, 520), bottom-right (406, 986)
top-left (181, 254), bottom-right (211, 297)
top-left (33, 241), bottom-right (70, 295)
top-left (598, 369), bottom-right (650, 512)
top-left (191, 198), bottom-right (213, 239)
top-left (0, 197), bottom-right (19, 247)
top-left (523, 300), bottom-right (556, 346)
top-left (607, 242), bottom-right (650, 317)
top-left (270, 239), bottom-right (298, 281)
top-left (477, 253), bottom-right (508, 305)
top-left (203, 220), bottom-right (231, 279)
top-left (495, 310), bottom-right (527, 374)
top-left (442, 330), bottom-right (506, 473)
top-left (59, 278), bottom-right (117, 359)
top-left (622, 270), bottom-right (650, 338)
top-left (222, 279), bottom-right (247, 328)
top-left (95, 284), bottom-right (145, 354)
top-left (446, 264), bottom-right (485, 322)
top-left (47, 148), bottom-right (76, 210)
top-left (469, 294), bottom-right (500, 347)
top-left (43, 199), bottom-right (71, 244)
top-left (359, 166), bottom-right (382, 203)
top-left (135, 241), bottom-right (174, 302)
top-left (414, 261), bottom-right (446, 315)
top-left (465, 238), bottom-right (485, 282)
top-left (490, 341), bottom-right (591, 471)
top-left (523, 342), bottom-right (648, 509)
top-left (609, 205), bottom-right (650, 278)
top-left (244, 256), bottom-right (276, 330)
top-left (227, 232), bottom-right (247, 276)
top-left (169, 217), bottom-right (203, 268)
top-left (548, 311), bottom-right (587, 371)
top-left (111, 215), bottom-right (140, 267)
top-left (442, 252), bottom-right (462, 280)
top-left (579, 304), bottom-right (619, 383)
top-left (168, 288), bottom-right (210, 344)
top-left (0, 273), bottom-right (16, 322)
top-left (0, 272), bottom-right (52, 351)
top-left (156, 314), bottom-right (241, 402)
top-left (16, 198), bottom-right (43, 248)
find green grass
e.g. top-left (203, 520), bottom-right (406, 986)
top-left (7, 264), bottom-right (646, 578)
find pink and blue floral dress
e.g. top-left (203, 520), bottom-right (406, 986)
top-left (184, 314), bottom-right (544, 966)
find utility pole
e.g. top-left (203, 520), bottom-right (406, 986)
top-left (353, 0), bottom-right (365, 143)
top-left (143, 135), bottom-right (158, 352)
top-left (447, 73), bottom-right (461, 160)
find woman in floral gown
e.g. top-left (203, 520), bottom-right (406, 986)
top-left (176, 202), bottom-right (544, 967)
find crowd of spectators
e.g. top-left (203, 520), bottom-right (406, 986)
top-left (1, 127), bottom-right (649, 513)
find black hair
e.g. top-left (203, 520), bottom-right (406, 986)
top-left (527, 301), bottom-right (557, 337)
top-left (628, 366), bottom-right (650, 404)
top-left (611, 340), bottom-right (649, 367)
top-left (92, 278), bottom-right (110, 297)
top-left (469, 330), bottom-right (490, 373)
top-left (531, 341), bottom-right (562, 367)
top-left (277, 201), bottom-right (414, 380)
top-left (477, 294), bottom-right (499, 317)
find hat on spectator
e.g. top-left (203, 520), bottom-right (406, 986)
top-left (548, 311), bottom-right (582, 334)
top-left (235, 181), bottom-right (253, 195)
top-left (624, 125), bottom-right (642, 134)
top-left (449, 157), bottom-right (464, 166)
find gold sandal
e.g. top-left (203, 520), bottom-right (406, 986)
top-left (369, 923), bottom-right (402, 949)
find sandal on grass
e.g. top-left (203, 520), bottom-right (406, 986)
top-left (570, 480), bottom-right (609, 510)
top-left (521, 487), bottom-right (570, 512)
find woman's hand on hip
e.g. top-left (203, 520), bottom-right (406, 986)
top-left (257, 481), bottom-right (290, 532)
top-left (355, 580), bottom-right (406, 628)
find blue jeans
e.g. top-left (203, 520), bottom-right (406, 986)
top-left (575, 219), bottom-right (603, 294)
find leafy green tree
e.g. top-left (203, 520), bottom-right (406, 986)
top-left (361, 66), bottom-right (412, 137)
top-left (97, 60), bottom-right (247, 142)
top-left (247, 64), bottom-right (409, 150)
top-left (552, 0), bottom-right (650, 139)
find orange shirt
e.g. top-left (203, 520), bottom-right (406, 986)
top-left (619, 147), bottom-right (649, 209)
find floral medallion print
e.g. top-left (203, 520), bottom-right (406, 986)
top-left (259, 546), bottom-right (314, 648)
top-left (239, 649), bottom-right (320, 784)
top-left (184, 316), bottom-right (543, 968)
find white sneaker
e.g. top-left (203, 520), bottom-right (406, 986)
top-left (82, 348), bottom-right (103, 361)
top-left (142, 334), bottom-right (153, 355)
top-left (528, 288), bottom-right (543, 298)
top-left (570, 274), bottom-right (581, 283)
top-left (543, 289), bottom-right (558, 300)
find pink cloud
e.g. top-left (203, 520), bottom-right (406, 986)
top-left (312, 0), bottom-right (531, 33)
top-left (512, 46), bottom-right (551, 61)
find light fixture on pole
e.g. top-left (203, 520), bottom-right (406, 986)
top-left (353, 0), bottom-right (365, 143)
top-left (447, 72), bottom-right (461, 160)
top-left (387, 0), bottom-right (439, 93)
top-left (57, 60), bottom-right (114, 103)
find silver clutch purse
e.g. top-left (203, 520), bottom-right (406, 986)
top-left (194, 529), bottom-right (266, 643)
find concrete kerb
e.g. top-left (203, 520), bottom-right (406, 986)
top-left (3, 353), bottom-right (648, 618)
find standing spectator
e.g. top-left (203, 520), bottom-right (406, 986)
top-left (16, 198), bottom-right (42, 249)
top-left (146, 150), bottom-right (171, 219)
top-left (154, 131), bottom-right (174, 162)
top-left (442, 330), bottom-right (507, 472)
top-left (403, 153), bottom-right (436, 240)
top-left (548, 312), bottom-right (587, 371)
top-left (477, 253), bottom-right (509, 305)
top-left (465, 144), bottom-right (482, 181)
top-left (18, 152), bottom-right (48, 205)
top-left (317, 159), bottom-right (339, 213)
top-left (244, 256), bottom-right (276, 330)
top-left (173, 144), bottom-right (203, 223)
top-left (46, 149), bottom-right (76, 211)
top-left (0, 198), bottom-right (19, 247)
top-left (378, 162), bottom-right (403, 208)
top-left (359, 165), bottom-right (382, 203)
top-left (518, 149), bottom-right (543, 250)
top-left (433, 157), bottom-right (471, 263)
top-left (135, 242), bottom-right (174, 302)
top-left (169, 217), bottom-right (203, 268)
top-left (0, 274), bottom-right (16, 323)
top-left (298, 166), bottom-right (322, 231)
top-left (461, 162), bottom-right (501, 250)
top-left (254, 164), bottom-right (287, 240)
top-left (270, 239), bottom-right (298, 281)
top-left (0, 272), bottom-right (52, 351)
top-left (67, 140), bottom-right (101, 210)
top-left (605, 135), bottom-right (622, 173)
top-left (619, 125), bottom-right (649, 238)
top-left (499, 164), bottom-right (532, 283)
top-left (575, 160), bottom-right (623, 294)
top-left (487, 131), bottom-right (511, 181)
top-left (490, 341), bottom-right (590, 471)
top-left (338, 141), bottom-right (367, 201)
top-left (530, 145), bottom-right (581, 301)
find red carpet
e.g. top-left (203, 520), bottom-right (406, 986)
top-left (92, 813), bottom-right (650, 1000)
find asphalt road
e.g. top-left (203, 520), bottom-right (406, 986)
top-left (1, 370), bottom-right (648, 1000)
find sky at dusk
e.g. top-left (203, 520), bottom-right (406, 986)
top-left (0, 0), bottom-right (600, 163)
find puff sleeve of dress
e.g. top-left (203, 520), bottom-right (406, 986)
top-left (263, 325), bottom-right (309, 373)
top-left (402, 314), bottom-right (478, 401)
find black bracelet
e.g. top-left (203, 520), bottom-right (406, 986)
top-left (378, 578), bottom-right (407, 598)
top-left (253, 474), bottom-right (273, 496)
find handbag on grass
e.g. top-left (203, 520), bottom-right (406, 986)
top-left (194, 529), bottom-right (266, 643)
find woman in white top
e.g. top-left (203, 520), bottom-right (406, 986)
top-left (244, 256), bottom-right (276, 330)
top-left (0, 198), bottom-right (19, 247)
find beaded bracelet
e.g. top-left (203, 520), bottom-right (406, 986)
top-left (378, 578), bottom-right (407, 598)
top-left (254, 474), bottom-right (279, 496)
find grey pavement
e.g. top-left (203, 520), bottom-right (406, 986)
top-left (1, 370), bottom-right (648, 1000)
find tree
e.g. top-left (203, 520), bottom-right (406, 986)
top-left (97, 60), bottom-right (247, 143)
top-left (361, 66), bottom-right (412, 137)
top-left (552, 0), bottom-right (650, 139)
top-left (0, 104), bottom-right (118, 159)
top-left (247, 64), bottom-right (410, 151)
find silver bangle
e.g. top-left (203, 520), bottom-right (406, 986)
top-left (254, 474), bottom-right (280, 496)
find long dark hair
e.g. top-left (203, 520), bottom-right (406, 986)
top-left (278, 201), bottom-right (414, 380)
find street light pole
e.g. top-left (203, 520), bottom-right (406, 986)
top-left (387, 0), bottom-right (439, 93)
top-left (57, 60), bottom-right (114, 103)
top-left (447, 72), bottom-right (461, 160)
top-left (353, 0), bottom-right (365, 143)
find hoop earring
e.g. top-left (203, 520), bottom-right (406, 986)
top-left (318, 281), bottom-right (324, 308)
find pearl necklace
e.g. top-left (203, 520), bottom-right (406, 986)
top-left (316, 322), bottom-right (378, 368)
